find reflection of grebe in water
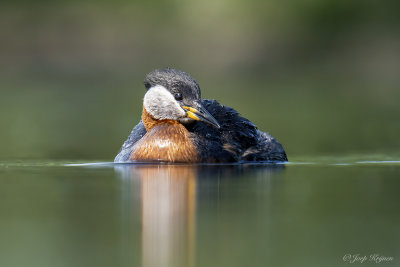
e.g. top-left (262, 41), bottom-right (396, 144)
top-left (115, 68), bottom-right (287, 163)
top-left (117, 165), bottom-right (197, 267)
top-left (115, 164), bottom-right (284, 267)
top-left (140, 166), bottom-right (196, 267)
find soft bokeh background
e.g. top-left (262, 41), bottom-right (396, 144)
top-left (1, 0), bottom-right (399, 160)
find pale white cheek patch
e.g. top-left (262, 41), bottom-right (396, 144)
top-left (143, 85), bottom-right (186, 120)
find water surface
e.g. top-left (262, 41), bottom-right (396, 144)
top-left (1, 157), bottom-right (399, 267)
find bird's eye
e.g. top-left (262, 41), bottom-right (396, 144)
top-left (174, 93), bottom-right (183, 101)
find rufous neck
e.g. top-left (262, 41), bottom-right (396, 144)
top-left (141, 107), bottom-right (179, 131)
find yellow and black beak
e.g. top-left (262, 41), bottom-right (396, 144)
top-left (182, 105), bottom-right (220, 129)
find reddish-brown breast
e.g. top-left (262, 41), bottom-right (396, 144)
top-left (130, 108), bottom-right (198, 163)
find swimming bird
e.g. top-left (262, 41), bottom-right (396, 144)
top-left (115, 68), bottom-right (287, 163)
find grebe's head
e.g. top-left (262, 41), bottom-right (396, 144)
top-left (142, 68), bottom-right (220, 128)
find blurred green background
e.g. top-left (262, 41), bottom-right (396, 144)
top-left (1, 0), bottom-right (399, 160)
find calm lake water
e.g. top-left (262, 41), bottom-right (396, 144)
top-left (1, 157), bottom-right (399, 267)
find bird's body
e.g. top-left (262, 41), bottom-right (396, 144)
top-left (115, 68), bottom-right (287, 163)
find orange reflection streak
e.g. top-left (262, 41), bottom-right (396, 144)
top-left (137, 165), bottom-right (196, 267)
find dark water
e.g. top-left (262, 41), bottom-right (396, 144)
top-left (1, 158), bottom-right (399, 267)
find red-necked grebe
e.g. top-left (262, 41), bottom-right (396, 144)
top-left (115, 68), bottom-right (287, 163)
